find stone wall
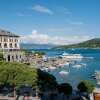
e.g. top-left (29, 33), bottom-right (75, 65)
top-left (3, 51), bottom-right (25, 62)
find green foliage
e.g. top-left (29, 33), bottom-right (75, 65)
top-left (37, 69), bottom-right (57, 91)
top-left (58, 83), bottom-right (72, 96)
top-left (77, 80), bottom-right (95, 94)
top-left (0, 62), bottom-right (57, 91)
top-left (0, 62), bottom-right (38, 88)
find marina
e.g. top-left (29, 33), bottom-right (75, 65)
top-left (30, 48), bottom-right (100, 87)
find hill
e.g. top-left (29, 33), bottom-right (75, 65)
top-left (53, 38), bottom-right (100, 49)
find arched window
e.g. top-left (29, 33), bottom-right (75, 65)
top-left (20, 55), bottom-right (21, 58)
top-left (9, 43), bottom-right (12, 48)
top-left (12, 56), bottom-right (14, 61)
top-left (15, 39), bottom-right (18, 42)
top-left (4, 38), bottom-right (7, 42)
top-left (16, 55), bottom-right (18, 59)
top-left (4, 43), bottom-right (7, 48)
top-left (15, 43), bottom-right (17, 48)
top-left (8, 55), bottom-right (10, 61)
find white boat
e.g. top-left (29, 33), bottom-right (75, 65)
top-left (62, 52), bottom-right (83, 59)
top-left (41, 67), bottom-right (49, 72)
top-left (49, 66), bottom-right (56, 70)
top-left (59, 70), bottom-right (69, 75)
top-left (72, 63), bottom-right (86, 69)
top-left (72, 64), bottom-right (82, 69)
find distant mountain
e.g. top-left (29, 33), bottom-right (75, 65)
top-left (53, 38), bottom-right (100, 49)
top-left (20, 43), bottom-right (55, 50)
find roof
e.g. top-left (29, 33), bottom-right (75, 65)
top-left (0, 29), bottom-right (20, 37)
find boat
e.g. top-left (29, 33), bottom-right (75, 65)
top-left (59, 62), bottom-right (70, 66)
top-left (72, 64), bottom-right (82, 69)
top-left (61, 52), bottom-right (83, 59)
top-left (59, 70), bottom-right (69, 75)
top-left (41, 67), bottom-right (49, 72)
top-left (49, 66), bottom-right (56, 70)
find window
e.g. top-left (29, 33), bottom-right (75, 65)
top-left (4, 43), bottom-right (7, 48)
top-left (9, 38), bottom-right (13, 42)
top-left (9, 39), bottom-right (12, 42)
top-left (4, 38), bottom-right (7, 42)
top-left (4, 38), bottom-right (6, 42)
top-left (8, 55), bottom-right (10, 62)
top-left (16, 55), bottom-right (18, 59)
top-left (12, 56), bottom-right (14, 60)
top-left (20, 55), bottom-right (21, 58)
top-left (15, 39), bottom-right (18, 42)
top-left (9, 43), bottom-right (12, 48)
top-left (15, 43), bottom-right (17, 48)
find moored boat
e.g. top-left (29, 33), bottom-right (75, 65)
top-left (61, 52), bottom-right (83, 59)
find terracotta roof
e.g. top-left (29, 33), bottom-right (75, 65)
top-left (0, 29), bottom-right (19, 37)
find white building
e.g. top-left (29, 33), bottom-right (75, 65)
top-left (0, 29), bottom-right (24, 62)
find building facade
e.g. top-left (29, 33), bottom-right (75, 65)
top-left (0, 29), bottom-right (24, 62)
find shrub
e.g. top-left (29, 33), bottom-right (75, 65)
top-left (77, 80), bottom-right (95, 94)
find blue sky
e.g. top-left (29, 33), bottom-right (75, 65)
top-left (0, 0), bottom-right (99, 45)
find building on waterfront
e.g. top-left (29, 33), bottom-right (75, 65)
top-left (0, 29), bottom-right (24, 62)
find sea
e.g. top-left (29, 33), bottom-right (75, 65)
top-left (31, 48), bottom-right (100, 88)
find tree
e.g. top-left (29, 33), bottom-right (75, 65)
top-left (0, 62), bottom-right (57, 99)
top-left (0, 62), bottom-right (38, 99)
top-left (77, 80), bottom-right (95, 94)
top-left (37, 69), bottom-right (57, 92)
top-left (58, 83), bottom-right (72, 97)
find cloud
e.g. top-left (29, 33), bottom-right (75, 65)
top-left (32, 5), bottom-right (53, 15)
top-left (21, 30), bottom-right (93, 45)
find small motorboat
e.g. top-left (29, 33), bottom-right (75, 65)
top-left (72, 64), bottom-right (82, 69)
top-left (59, 70), bottom-right (69, 75)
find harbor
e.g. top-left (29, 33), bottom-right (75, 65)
top-left (13, 48), bottom-right (99, 91)
top-left (24, 51), bottom-right (87, 72)
top-left (28, 48), bottom-right (100, 87)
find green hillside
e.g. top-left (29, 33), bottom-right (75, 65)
top-left (54, 38), bottom-right (100, 49)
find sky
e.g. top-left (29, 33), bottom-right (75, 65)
top-left (0, 0), bottom-right (99, 45)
